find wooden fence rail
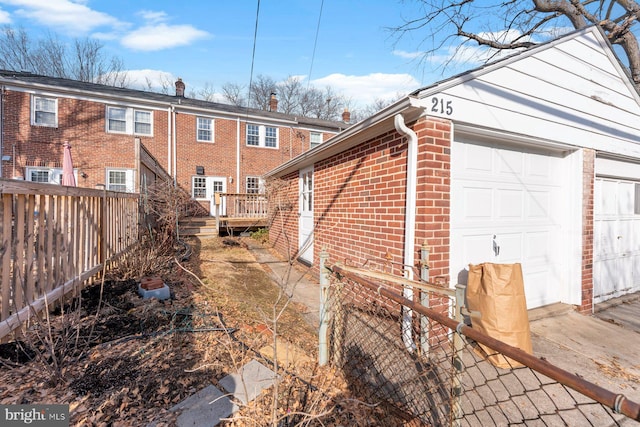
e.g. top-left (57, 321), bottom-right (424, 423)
top-left (0, 179), bottom-right (139, 340)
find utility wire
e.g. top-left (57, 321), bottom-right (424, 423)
top-left (306, 0), bottom-right (325, 91)
top-left (246, 0), bottom-right (261, 110)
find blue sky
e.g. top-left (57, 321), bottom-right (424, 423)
top-left (0, 0), bottom-right (533, 108)
top-left (0, 0), bottom-right (462, 107)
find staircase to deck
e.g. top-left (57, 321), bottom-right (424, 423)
top-left (179, 217), bottom-right (218, 237)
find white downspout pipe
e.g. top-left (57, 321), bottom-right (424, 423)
top-left (172, 105), bottom-right (177, 185)
top-left (167, 106), bottom-right (172, 176)
top-left (395, 113), bottom-right (418, 353)
top-left (236, 118), bottom-right (241, 193)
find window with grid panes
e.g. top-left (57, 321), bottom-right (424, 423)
top-left (197, 117), bottom-right (213, 142)
top-left (193, 177), bottom-right (207, 199)
top-left (33, 96), bottom-right (57, 126)
top-left (134, 110), bottom-right (152, 135)
top-left (108, 170), bottom-right (128, 192)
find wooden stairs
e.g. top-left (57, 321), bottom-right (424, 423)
top-left (178, 217), bottom-right (218, 238)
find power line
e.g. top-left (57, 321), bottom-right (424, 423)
top-left (247, 0), bottom-right (261, 109)
top-left (306, 0), bottom-right (325, 91)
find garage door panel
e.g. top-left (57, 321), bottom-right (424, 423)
top-left (528, 191), bottom-right (552, 219)
top-left (452, 139), bottom-right (567, 309)
top-left (497, 189), bottom-right (523, 219)
top-left (594, 176), bottom-right (640, 302)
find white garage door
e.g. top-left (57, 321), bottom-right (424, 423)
top-left (450, 139), bottom-right (567, 309)
top-left (594, 177), bottom-right (640, 303)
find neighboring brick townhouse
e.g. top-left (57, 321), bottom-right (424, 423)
top-left (0, 70), bottom-right (349, 213)
top-left (266, 26), bottom-right (640, 313)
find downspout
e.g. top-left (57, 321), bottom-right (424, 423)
top-left (394, 113), bottom-right (418, 353)
top-left (236, 118), bottom-right (241, 193)
top-left (167, 106), bottom-right (172, 176)
top-left (172, 105), bottom-right (177, 185)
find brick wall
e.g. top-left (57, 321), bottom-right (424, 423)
top-left (579, 148), bottom-right (595, 314)
top-left (269, 116), bottom-right (452, 286)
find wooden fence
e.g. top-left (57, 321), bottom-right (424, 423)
top-left (0, 179), bottom-right (139, 340)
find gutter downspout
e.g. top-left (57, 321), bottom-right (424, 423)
top-left (395, 113), bottom-right (418, 353)
top-left (167, 106), bottom-right (173, 177)
top-left (172, 105), bottom-right (177, 185)
top-left (236, 118), bottom-right (241, 193)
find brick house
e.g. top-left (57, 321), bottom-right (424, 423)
top-left (0, 71), bottom-right (349, 213)
top-left (266, 26), bottom-right (640, 312)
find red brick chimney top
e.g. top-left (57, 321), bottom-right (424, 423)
top-left (269, 92), bottom-right (278, 112)
top-left (175, 78), bottom-right (185, 97)
top-left (342, 108), bottom-right (351, 124)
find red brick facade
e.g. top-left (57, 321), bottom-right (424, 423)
top-left (269, 116), bottom-right (451, 284)
top-left (0, 75), bottom-right (342, 210)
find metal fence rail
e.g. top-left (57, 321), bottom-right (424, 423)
top-left (327, 264), bottom-right (640, 426)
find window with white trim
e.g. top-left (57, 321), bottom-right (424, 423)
top-left (106, 106), bottom-right (153, 136)
top-left (246, 176), bottom-right (265, 194)
top-left (32, 96), bottom-right (58, 127)
top-left (246, 123), bottom-right (278, 148)
top-left (106, 169), bottom-right (134, 192)
top-left (197, 117), bottom-right (214, 142)
top-left (310, 132), bottom-right (322, 149)
top-left (25, 167), bottom-right (68, 184)
top-left (193, 176), bottom-right (207, 199)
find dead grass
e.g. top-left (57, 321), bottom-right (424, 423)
top-left (0, 235), bottom-right (382, 426)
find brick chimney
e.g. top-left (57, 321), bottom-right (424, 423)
top-left (175, 78), bottom-right (185, 97)
top-left (269, 92), bottom-right (278, 112)
top-left (342, 108), bottom-right (351, 124)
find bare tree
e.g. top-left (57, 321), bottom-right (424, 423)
top-left (392, 1), bottom-right (640, 87)
top-left (250, 74), bottom-right (277, 110)
top-left (0, 25), bottom-right (128, 85)
top-left (197, 82), bottom-right (217, 102)
top-left (276, 76), bottom-right (304, 114)
top-left (221, 82), bottom-right (246, 106)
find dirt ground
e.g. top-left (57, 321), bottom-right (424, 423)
top-left (0, 236), bottom-right (385, 426)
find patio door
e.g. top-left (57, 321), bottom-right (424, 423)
top-left (298, 167), bottom-right (314, 263)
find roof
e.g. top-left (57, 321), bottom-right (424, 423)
top-left (0, 69), bottom-right (349, 132)
top-left (268, 26), bottom-right (640, 177)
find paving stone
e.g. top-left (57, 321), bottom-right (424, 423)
top-left (218, 359), bottom-right (278, 405)
top-left (169, 385), bottom-right (238, 427)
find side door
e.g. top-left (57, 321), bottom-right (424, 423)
top-left (298, 167), bottom-right (314, 263)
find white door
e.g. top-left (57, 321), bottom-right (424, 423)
top-left (594, 178), bottom-right (640, 303)
top-left (298, 167), bottom-right (314, 263)
top-left (207, 177), bottom-right (226, 216)
top-left (450, 139), bottom-right (567, 309)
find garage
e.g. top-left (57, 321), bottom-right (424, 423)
top-left (450, 136), bottom-right (573, 309)
top-left (594, 158), bottom-right (640, 303)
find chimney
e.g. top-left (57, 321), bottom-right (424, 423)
top-left (342, 108), bottom-right (351, 124)
top-left (269, 92), bottom-right (278, 112)
top-left (175, 78), bottom-right (185, 97)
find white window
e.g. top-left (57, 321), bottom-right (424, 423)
top-left (193, 176), bottom-right (207, 199)
top-left (246, 123), bottom-right (278, 148)
top-left (310, 132), bottom-right (322, 149)
top-left (246, 176), bottom-right (265, 194)
top-left (106, 169), bottom-right (134, 192)
top-left (106, 106), bottom-right (153, 136)
top-left (32, 96), bottom-right (58, 127)
top-left (25, 167), bottom-right (64, 184)
top-left (197, 117), bottom-right (214, 142)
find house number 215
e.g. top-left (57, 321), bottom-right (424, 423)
top-left (431, 97), bottom-right (453, 115)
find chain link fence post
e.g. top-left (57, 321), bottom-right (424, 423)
top-left (451, 283), bottom-right (466, 427)
top-left (319, 247), bottom-right (330, 366)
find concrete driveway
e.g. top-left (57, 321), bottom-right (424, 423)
top-left (528, 293), bottom-right (640, 403)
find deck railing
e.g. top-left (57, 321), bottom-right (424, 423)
top-left (215, 192), bottom-right (268, 218)
top-left (0, 179), bottom-right (139, 340)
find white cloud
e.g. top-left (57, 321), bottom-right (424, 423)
top-left (121, 23), bottom-right (210, 51)
top-left (137, 10), bottom-right (168, 24)
top-left (311, 73), bottom-right (420, 106)
top-left (0, 0), bottom-right (123, 34)
top-left (0, 7), bottom-right (10, 23)
top-left (392, 50), bottom-right (424, 60)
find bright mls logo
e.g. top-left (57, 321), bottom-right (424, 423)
top-left (1, 405), bottom-right (68, 426)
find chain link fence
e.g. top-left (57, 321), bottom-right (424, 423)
top-left (323, 263), bottom-right (640, 426)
